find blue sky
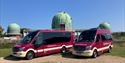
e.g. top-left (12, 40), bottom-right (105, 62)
top-left (0, 0), bottom-right (125, 32)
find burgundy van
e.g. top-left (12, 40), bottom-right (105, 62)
top-left (12, 30), bottom-right (74, 60)
top-left (72, 28), bottom-right (113, 58)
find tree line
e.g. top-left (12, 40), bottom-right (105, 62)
top-left (0, 26), bottom-right (5, 37)
top-left (112, 32), bottom-right (125, 37)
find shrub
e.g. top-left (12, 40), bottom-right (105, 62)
top-left (0, 40), bottom-right (20, 49)
top-left (0, 43), bottom-right (17, 49)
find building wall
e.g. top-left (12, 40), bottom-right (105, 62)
top-left (6, 35), bottom-right (21, 38)
top-left (52, 12), bottom-right (73, 31)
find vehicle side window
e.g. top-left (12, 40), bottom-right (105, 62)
top-left (96, 34), bottom-right (100, 42)
top-left (43, 32), bottom-right (71, 45)
top-left (106, 34), bottom-right (112, 40)
top-left (101, 34), bottom-right (107, 41)
top-left (36, 35), bottom-right (43, 45)
top-left (33, 33), bottom-right (43, 45)
top-left (101, 34), bottom-right (112, 41)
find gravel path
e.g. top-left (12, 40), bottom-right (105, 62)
top-left (0, 55), bottom-right (125, 63)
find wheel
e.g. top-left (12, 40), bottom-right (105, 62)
top-left (25, 51), bottom-right (34, 60)
top-left (62, 47), bottom-right (67, 53)
top-left (107, 47), bottom-right (112, 53)
top-left (92, 50), bottom-right (98, 58)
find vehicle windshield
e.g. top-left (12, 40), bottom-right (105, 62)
top-left (77, 30), bottom-right (96, 42)
top-left (20, 30), bottom-right (39, 43)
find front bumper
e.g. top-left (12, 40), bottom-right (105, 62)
top-left (12, 51), bottom-right (27, 58)
top-left (72, 49), bottom-right (93, 57)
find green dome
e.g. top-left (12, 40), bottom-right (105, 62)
top-left (98, 22), bottom-right (111, 30)
top-left (7, 23), bottom-right (21, 35)
top-left (52, 11), bottom-right (73, 30)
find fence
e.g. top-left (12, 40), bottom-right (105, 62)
top-left (0, 38), bottom-right (21, 42)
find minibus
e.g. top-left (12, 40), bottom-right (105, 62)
top-left (12, 30), bottom-right (74, 60)
top-left (72, 28), bottom-right (113, 58)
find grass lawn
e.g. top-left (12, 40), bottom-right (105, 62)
top-left (104, 44), bottom-right (125, 57)
top-left (0, 44), bottom-right (125, 58)
top-left (55, 44), bottom-right (125, 58)
top-left (0, 48), bottom-right (12, 57)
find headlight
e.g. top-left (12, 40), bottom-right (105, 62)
top-left (19, 47), bottom-right (25, 51)
top-left (86, 46), bottom-right (91, 50)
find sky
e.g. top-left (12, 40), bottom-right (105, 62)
top-left (0, 0), bottom-right (125, 33)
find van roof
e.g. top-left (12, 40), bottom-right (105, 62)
top-left (83, 28), bottom-right (111, 33)
top-left (89, 28), bottom-right (110, 31)
top-left (34, 29), bottom-right (73, 32)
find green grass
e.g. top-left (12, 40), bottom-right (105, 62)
top-left (0, 44), bottom-right (125, 58)
top-left (0, 48), bottom-right (12, 57)
top-left (54, 44), bottom-right (125, 58)
top-left (104, 44), bottom-right (125, 57)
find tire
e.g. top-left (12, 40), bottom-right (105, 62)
top-left (92, 50), bottom-right (98, 58)
top-left (25, 51), bottom-right (34, 60)
top-left (62, 47), bottom-right (67, 53)
top-left (107, 47), bottom-right (112, 53)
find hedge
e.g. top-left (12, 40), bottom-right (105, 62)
top-left (0, 40), bottom-right (20, 49)
top-left (0, 43), bottom-right (16, 49)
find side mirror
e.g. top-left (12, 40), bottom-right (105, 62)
top-left (32, 36), bottom-right (38, 45)
top-left (109, 38), bottom-right (112, 40)
top-left (96, 38), bottom-right (99, 42)
top-left (75, 39), bottom-right (77, 42)
top-left (33, 40), bottom-right (38, 49)
top-left (33, 40), bottom-right (37, 44)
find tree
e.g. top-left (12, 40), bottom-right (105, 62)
top-left (120, 32), bottom-right (125, 36)
top-left (20, 28), bottom-right (31, 34)
top-left (20, 28), bottom-right (31, 37)
top-left (112, 32), bottom-right (125, 37)
top-left (3, 32), bottom-right (7, 37)
top-left (0, 26), bottom-right (4, 37)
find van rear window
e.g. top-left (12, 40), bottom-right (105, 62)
top-left (77, 30), bottom-right (96, 42)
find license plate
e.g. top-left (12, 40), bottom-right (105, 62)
top-left (13, 52), bottom-right (17, 54)
top-left (76, 52), bottom-right (83, 54)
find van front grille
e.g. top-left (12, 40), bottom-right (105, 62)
top-left (12, 47), bottom-right (19, 52)
top-left (73, 46), bottom-right (86, 51)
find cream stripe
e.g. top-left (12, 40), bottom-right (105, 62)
top-left (37, 50), bottom-right (44, 52)
top-left (97, 45), bottom-right (113, 51)
top-left (28, 45), bottom-right (73, 53)
top-left (44, 47), bottom-right (62, 51)
top-left (66, 45), bottom-right (73, 48)
top-left (97, 46), bottom-right (109, 51)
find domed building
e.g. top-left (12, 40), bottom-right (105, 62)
top-left (52, 11), bottom-right (73, 30)
top-left (98, 22), bottom-right (111, 30)
top-left (6, 23), bottom-right (22, 38)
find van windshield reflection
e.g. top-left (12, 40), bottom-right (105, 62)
top-left (77, 30), bottom-right (96, 42)
top-left (21, 31), bottom-right (39, 43)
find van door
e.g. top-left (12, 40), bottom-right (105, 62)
top-left (95, 34), bottom-right (103, 54)
top-left (42, 32), bottom-right (60, 55)
top-left (101, 34), bottom-right (109, 52)
top-left (33, 32), bottom-right (44, 56)
top-left (101, 34), bottom-right (111, 52)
